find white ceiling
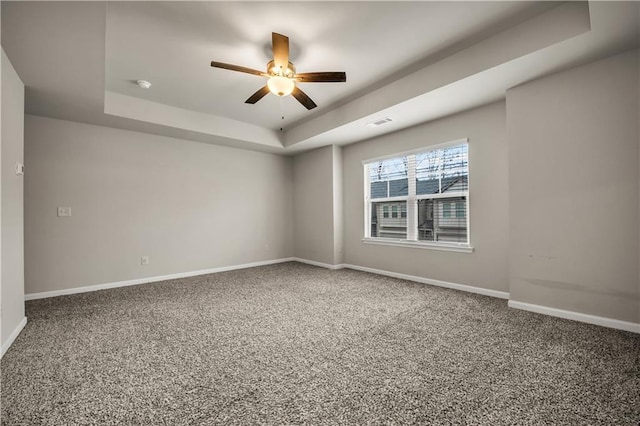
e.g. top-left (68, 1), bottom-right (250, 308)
top-left (104, 1), bottom-right (550, 130)
top-left (2, 1), bottom-right (639, 155)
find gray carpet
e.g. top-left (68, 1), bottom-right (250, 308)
top-left (1, 262), bottom-right (639, 425)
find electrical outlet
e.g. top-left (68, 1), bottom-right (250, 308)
top-left (57, 207), bottom-right (72, 217)
top-left (141, 256), bottom-right (149, 265)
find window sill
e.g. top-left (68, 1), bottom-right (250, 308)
top-left (361, 238), bottom-right (474, 253)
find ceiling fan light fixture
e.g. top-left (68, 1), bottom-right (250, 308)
top-left (211, 33), bottom-right (344, 110)
top-left (267, 76), bottom-right (295, 97)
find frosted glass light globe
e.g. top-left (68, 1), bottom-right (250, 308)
top-left (267, 76), bottom-right (295, 97)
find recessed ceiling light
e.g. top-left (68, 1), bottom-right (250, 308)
top-left (136, 80), bottom-right (151, 89)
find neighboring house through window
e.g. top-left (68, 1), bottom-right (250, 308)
top-left (363, 139), bottom-right (470, 250)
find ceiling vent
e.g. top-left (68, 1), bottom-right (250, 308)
top-left (366, 117), bottom-right (393, 128)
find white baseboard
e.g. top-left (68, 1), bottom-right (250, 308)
top-left (25, 257), bottom-right (296, 301)
top-left (293, 258), bottom-right (509, 300)
top-left (24, 257), bottom-right (636, 334)
top-left (508, 300), bottom-right (640, 334)
top-left (291, 257), bottom-right (345, 270)
top-left (1, 316), bottom-right (27, 358)
top-left (343, 263), bottom-right (510, 299)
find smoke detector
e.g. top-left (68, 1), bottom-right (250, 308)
top-left (136, 80), bottom-right (152, 89)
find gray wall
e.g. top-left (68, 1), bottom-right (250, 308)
top-left (1, 48), bottom-right (25, 349)
top-left (13, 48), bottom-right (640, 330)
top-left (507, 49), bottom-right (639, 323)
top-left (293, 145), bottom-right (339, 265)
top-left (342, 102), bottom-right (509, 292)
top-left (24, 115), bottom-right (293, 295)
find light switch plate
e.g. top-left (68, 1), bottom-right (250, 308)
top-left (57, 207), bottom-right (72, 217)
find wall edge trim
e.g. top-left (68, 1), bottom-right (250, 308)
top-left (291, 257), bottom-right (345, 270)
top-left (1, 317), bottom-right (28, 358)
top-left (508, 300), bottom-right (640, 334)
top-left (24, 257), bottom-right (296, 301)
top-left (292, 258), bottom-right (509, 299)
top-left (24, 258), bottom-right (636, 334)
top-left (342, 263), bottom-right (510, 299)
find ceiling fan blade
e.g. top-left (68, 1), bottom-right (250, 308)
top-left (292, 86), bottom-right (317, 110)
top-left (272, 32), bottom-right (289, 70)
top-left (295, 72), bottom-right (347, 83)
top-left (211, 61), bottom-right (267, 77)
top-left (245, 86), bottom-right (271, 104)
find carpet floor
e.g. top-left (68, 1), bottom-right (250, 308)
top-left (1, 262), bottom-right (639, 425)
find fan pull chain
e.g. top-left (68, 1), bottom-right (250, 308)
top-left (280, 97), bottom-right (285, 132)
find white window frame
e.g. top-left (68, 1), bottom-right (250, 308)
top-left (362, 138), bottom-right (473, 253)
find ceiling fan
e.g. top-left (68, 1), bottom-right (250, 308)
top-left (211, 32), bottom-right (346, 110)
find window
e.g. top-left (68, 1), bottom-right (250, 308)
top-left (443, 203), bottom-right (452, 218)
top-left (364, 140), bottom-right (470, 251)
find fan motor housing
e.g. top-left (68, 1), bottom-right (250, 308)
top-left (267, 60), bottom-right (296, 78)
